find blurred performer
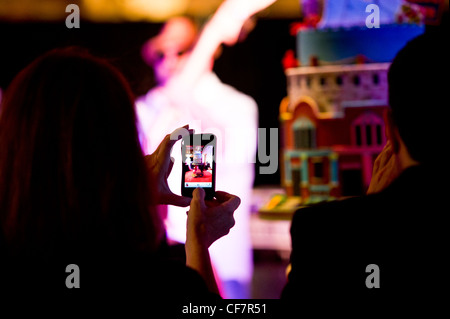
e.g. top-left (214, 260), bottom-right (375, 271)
top-left (136, 0), bottom-right (276, 298)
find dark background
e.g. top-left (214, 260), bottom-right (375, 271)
top-left (0, 19), bottom-right (296, 186)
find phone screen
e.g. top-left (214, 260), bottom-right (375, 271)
top-left (181, 134), bottom-right (216, 199)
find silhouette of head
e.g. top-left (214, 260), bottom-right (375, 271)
top-left (142, 17), bottom-right (198, 85)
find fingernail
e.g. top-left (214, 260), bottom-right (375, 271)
top-left (194, 187), bottom-right (204, 196)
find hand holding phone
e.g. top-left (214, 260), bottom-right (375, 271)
top-left (185, 187), bottom-right (240, 294)
top-left (181, 133), bottom-right (216, 200)
top-left (145, 125), bottom-right (193, 207)
top-left (187, 188), bottom-right (240, 248)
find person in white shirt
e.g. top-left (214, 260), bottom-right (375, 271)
top-left (136, 0), bottom-right (276, 298)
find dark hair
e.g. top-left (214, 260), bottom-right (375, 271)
top-left (388, 30), bottom-right (450, 164)
top-left (0, 47), bottom-right (164, 258)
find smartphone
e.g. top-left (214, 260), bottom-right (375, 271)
top-left (181, 133), bottom-right (216, 200)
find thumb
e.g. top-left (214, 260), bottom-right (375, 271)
top-left (193, 187), bottom-right (206, 201)
top-left (192, 188), bottom-right (206, 209)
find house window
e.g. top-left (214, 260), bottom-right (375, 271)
top-left (351, 112), bottom-right (385, 147)
top-left (292, 168), bottom-right (301, 196)
top-left (313, 161), bottom-right (324, 179)
top-left (306, 76), bottom-right (311, 88)
top-left (353, 75), bottom-right (361, 86)
top-left (355, 125), bottom-right (362, 146)
top-left (310, 156), bottom-right (329, 185)
top-left (365, 125), bottom-right (372, 146)
top-left (372, 73), bottom-right (380, 85)
top-left (376, 124), bottom-right (383, 145)
top-left (293, 117), bottom-right (316, 149)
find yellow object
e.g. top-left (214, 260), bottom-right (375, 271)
top-left (265, 194), bottom-right (285, 210)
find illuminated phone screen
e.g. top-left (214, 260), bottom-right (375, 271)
top-left (181, 134), bottom-right (216, 199)
top-left (183, 145), bottom-right (214, 188)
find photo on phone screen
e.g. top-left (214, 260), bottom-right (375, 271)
top-left (181, 134), bottom-right (216, 199)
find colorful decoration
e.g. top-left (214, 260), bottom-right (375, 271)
top-left (277, 0), bottom-right (426, 205)
top-left (281, 63), bottom-right (390, 199)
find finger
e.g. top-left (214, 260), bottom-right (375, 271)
top-left (159, 126), bottom-right (195, 161)
top-left (191, 188), bottom-right (207, 211)
top-left (166, 156), bottom-right (175, 178)
top-left (153, 126), bottom-right (189, 159)
top-left (157, 134), bottom-right (176, 160)
top-left (162, 194), bottom-right (192, 207)
top-left (383, 141), bottom-right (393, 155)
top-left (214, 191), bottom-right (241, 205)
top-left (169, 125), bottom-right (194, 144)
top-left (373, 152), bottom-right (382, 172)
top-left (193, 188), bottom-right (207, 207)
top-left (218, 194), bottom-right (241, 212)
top-left (384, 152), bottom-right (397, 172)
top-left (193, 187), bottom-right (206, 202)
top-left (378, 144), bottom-right (393, 169)
top-left (373, 142), bottom-right (392, 172)
top-left (214, 191), bottom-right (233, 202)
top-left (144, 154), bottom-right (153, 167)
top-left (204, 191), bottom-right (231, 207)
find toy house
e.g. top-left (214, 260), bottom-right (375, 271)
top-left (280, 63), bottom-right (390, 200)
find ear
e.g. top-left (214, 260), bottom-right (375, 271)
top-left (383, 109), bottom-right (400, 154)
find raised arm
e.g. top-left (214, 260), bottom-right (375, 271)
top-left (168, 0), bottom-right (276, 94)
